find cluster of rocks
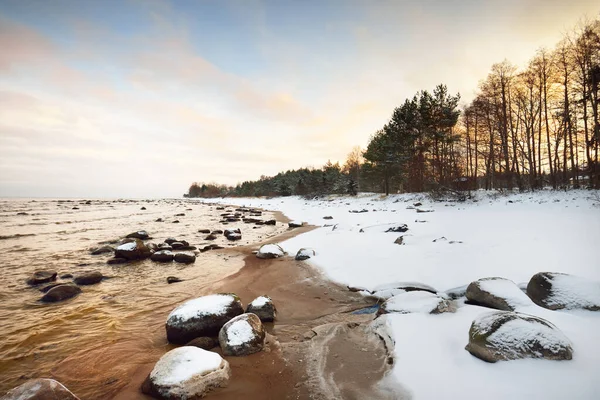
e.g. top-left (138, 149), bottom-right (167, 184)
top-left (141, 293), bottom-right (277, 398)
top-left (370, 272), bottom-right (599, 363)
top-left (253, 243), bottom-right (316, 261)
top-left (27, 269), bottom-right (105, 303)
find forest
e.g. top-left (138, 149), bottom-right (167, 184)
top-left (186, 18), bottom-right (600, 198)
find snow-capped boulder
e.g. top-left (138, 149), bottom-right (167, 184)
top-left (173, 252), bottom-right (196, 264)
top-left (295, 248), bottom-right (315, 261)
top-left (527, 272), bottom-right (600, 311)
top-left (256, 244), bottom-right (285, 259)
top-left (166, 294), bottom-right (244, 344)
top-left (73, 271), bottom-right (103, 285)
top-left (465, 311), bottom-right (573, 362)
top-left (26, 270), bottom-right (57, 286)
top-left (246, 295), bottom-right (276, 322)
top-left (142, 346), bottom-right (230, 399)
top-left (40, 284), bottom-right (82, 302)
top-left (466, 277), bottom-right (532, 311)
top-left (378, 291), bottom-right (452, 315)
top-left (1, 378), bottom-right (80, 400)
top-left (151, 250), bottom-right (174, 262)
top-left (114, 239), bottom-right (151, 260)
top-left (218, 313), bottom-right (265, 356)
top-left (369, 281), bottom-right (437, 300)
top-left (126, 230), bottom-right (151, 240)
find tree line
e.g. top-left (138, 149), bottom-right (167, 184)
top-left (186, 18), bottom-right (599, 198)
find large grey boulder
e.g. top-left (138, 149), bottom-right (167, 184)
top-left (465, 311), bottom-right (573, 362)
top-left (466, 277), bottom-right (532, 311)
top-left (527, 272), bottom-right (600, 311)
top-left (114, 239), bottom-right (151, 260)
top-left (166, 294), bottom-right (244, 344)
top-left (218, 313), bottom-right (265, 356)
top-left (1, 378), bottom-right (80, 399)
top-left (142, 346), bottom-right (230, 400)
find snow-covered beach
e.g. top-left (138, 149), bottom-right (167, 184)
top-left (202, 189), bottom-right (600, 399)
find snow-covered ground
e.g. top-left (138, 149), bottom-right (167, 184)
top-left (201, 189), bottom-right (600, 399)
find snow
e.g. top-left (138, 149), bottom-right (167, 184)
top-left (168, 294), bottom-right (235, 323)
top-left (150, 346), bottom-right (223, 386)
top-left (476, 278), bottom-right (533, 309)
top-left (383, 291), bottom-right (445, 314)
top-left (250, 296), bottom-right (271, 308)
top-left (545, 273), bottom-right (600, 309)
top-left (116, 241), bottom-right (136, 251)
top-left (201, 189), bottom-right (600, 399)
top-left (225, 317), bottom-right (255, 346)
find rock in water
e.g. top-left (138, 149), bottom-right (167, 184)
top-left (1, 378), bottom-right (80, 399)
top-left (218, 313), bottom-right (265, 356)
top-left (246, 296), bottom-right (276, 322)
top-left (186, 337), bottom-right (219, 350)
top-left (174, 253), bottom-right (196, 264)
top-left (295, 248), bottom-right (315, 261)
top-left (114, 239), bottom-right (151, 260)
top-left (73, 271), bottom-right (103, 285)
top-left (41, 284), bottom-right (82, 302)
top-left (466, 277), bottom-right (532, 311)
top-left (166, 294), bottom-right (244, 344)
top-left (527, 272), bottom-right (600, 311)
top-left (27, 270), bottom-right (57, 286)
top-left (378, 291), bottom-right (452, 315)
top-left (256, 244), bottom-right (285, 259)
top-left (126, 230), bottom-right (150, 240)
top-left (142, 346), bottom-right (230, 399)
top-left (465, 311), bottom-right (573, 362)
top-left (151, 250), bottom-right (174, 262)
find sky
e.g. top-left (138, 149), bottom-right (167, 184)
top-left (0, 0), bottom-right (598, 198)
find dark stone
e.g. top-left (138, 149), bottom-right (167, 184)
top-left (212, 230), bottom-right (223, 234)
top-left (41, 284), bottom-right (82, 302)
top-left (114, 239), bottom-right (151, 260)
top-left (107, 257), bottom-right (128, 265)
top-left (323, 216), bottom-right (333, 220)
top-left (175, 213), bottom-right (185, 217)
top-left (167, 276), bottom-right (182, 284)
top-left (141, 207), bottom-right (146, 210)
top-left (73, 271), bottom-right (103, 285)
top-left (172, 220), bottom-right (180, 223)
top-left (198, 229), bottom-right (211, 234)
top-left (164, 238), bottom-right (178, 245)
top-left (174, 253), bottom-right (196, 264)
top-left (27, 271), bottom-right (57, 286)
top-left (60, 273), bottom-right (73, 279)
top-left (295, 248), bottom-right (315, 261)
top-left (151, 250), bottom-right (174, 262)
top-left (204, 234), bottom-right (218, 241)
top-left (155, 218), bottom-right (163, 222)
top-left (39, 283), bottom-right (67, 293)
top-left (246, 296), bottom-right (276, 322)
top-left (385, 224), bottom-right (409, 233)
top-left (264, 220), bottom-right (276, 226)
top-left (186, 336), bottom-right (219, 350)
top-left (125, 230), bottom-right (151, 240)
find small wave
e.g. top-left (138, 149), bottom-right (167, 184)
top-left (0, 233), bottom-right (36, 240)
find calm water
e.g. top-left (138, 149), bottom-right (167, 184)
top-left (0, 198), bottom-right (285, 398)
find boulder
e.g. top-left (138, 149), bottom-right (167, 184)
top-left (90, 245), bottom-right (113, 255)
top-left (126, 230), bottom-right (151, 240)
top-left (142, 347), bottom-right (230, 400)
top-left (186, 337), bottom-right (219, 350)
top-left (151, 250), bottom-right (174, 262)
top-left (378, 291), bottom-right (452, 315)
top-left (218, 313), bottom-right (265, 356)
top-left (73, 271), bottom-right (103, 285)
top-left (288, 221), bottom-right (303, 228)
top-left (171, 241), bottom-right (187, 250)
top-left (264, 220), bottom-right (276, 226)
top-left (466, 277), bottom-right (532, 311)
top-left (295, 248), bottom-right (315, 261)
top-left (256, 244), bottom-right (285, 259)
top-left (167, 276), bottom-right (183, 284)
top-left (369, 281), bottom-right (438, 300)
top-left (158, 243), bottom-right (172, 250)
top-left (166, 294), bottom-right (244, 344)
top-left (527, 272), bottom-right (600, 311)
top-left (174, 253), bottom-right (196, 264)
top-left (224, 229), bottom-right (241, 241)
top-left (1, 378), bottom-right (80, 400)
top-left (246, 296), bottom-right (276, 322)
top-left (114, 239), bottom-right (151, 260)
top-left (198, 229), bottom-right (211, 234)
top-left (164, 238), bottom-right (178, 245)
top-left (27, 270), bottom-right (57, 286)
top-left (465, 311), bottom-right (573, 362)
top-left (41, 284), bottom-right (82, 302)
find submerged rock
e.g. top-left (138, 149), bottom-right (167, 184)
top-left (378, 291), bottom-right (452, 315)
top-left (142, 346), bottom-right (230, 400)
top-left (256, 244), bottom-right (285, 259)
top-left (41, 284), bottom-right (82, 302)
top-left (246, 295), bottom-right (276, 322)
top-left (218, 313), bottom-right (265, 356)
top-left (527, 272), bottom-right (600, 311)
top-left (114, 239), bottom-right (151, 260)
top-left (1, 378), bottom-right (80, 400)
top-left (166, 294), bottom-right (244, 344)
top-left (73, 271), bottom-right (103, 285)
top-left (466, 277), bottom-right (532, 311)
top-left (465, 311), bottom-right (573, 362)
top-left (27, 270), bottom-right (57, 286)
top-left (295, 248), bottom-right (315, 261)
